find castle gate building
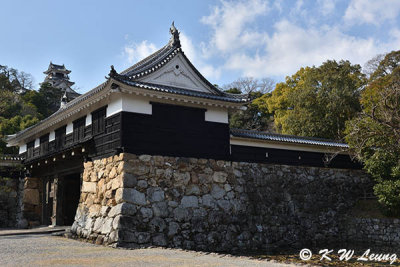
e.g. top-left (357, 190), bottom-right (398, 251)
top-left (7, 24), bottom-right (367, 251)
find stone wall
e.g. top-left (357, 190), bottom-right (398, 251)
top-left (21, 177), bottom-right (41, 227)
top-left (72, 153), bottom-right (372, 251)
top-left (0, 177), bottom-right (19, 227)
top-left (341, 217), bottom-right (400, 247)
top-left (72, 154), bottom-right (125, 245)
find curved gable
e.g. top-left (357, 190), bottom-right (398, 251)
top-left (138, 53), bottom-right (215, 93)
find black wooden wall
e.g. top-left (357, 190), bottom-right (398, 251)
top-left (23, 102), bottom-right (361, 170)
top-left (121, 103), bottom-right (230, 159)
top-left (230, 145), bottom-right (362, 169)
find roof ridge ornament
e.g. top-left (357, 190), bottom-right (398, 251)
top-left (107, 65), bottom-right (126, 81)
top-left (169, 21), bottom-right (181, 48)
top-left (109, 65), bottom-right (117, 77)
top-left (60, 91), bottom-right (68, 109)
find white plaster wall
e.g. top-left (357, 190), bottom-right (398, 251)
top-left (106, 94), bottom-right (152, 117)
top-left (106, 95), bottom-right (123, 117)
top-left (19, 143), bottom-right (27, 154)
top-left (66, 122), bottom-right (73, 134)
top-left (49, 131), bottom-right (55, 141)
top-left (122, 95), bottom-right (152, 115)
top-left (34, 138), bottom-right (40, 148)
top-left (86, 113), bottom-right (92, 126)
top-left (205, 107), bottom-right (228, 123)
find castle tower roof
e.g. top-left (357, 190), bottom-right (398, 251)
top-left (43, 62), bottom-right (71, 75)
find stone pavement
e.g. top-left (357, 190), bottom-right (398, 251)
top-left (0, 234), bottom-right (303, 267)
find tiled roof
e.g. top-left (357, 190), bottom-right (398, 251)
top-left (113, 77), bottom-right (248, 103)
top-left (51, 63), bottom-right (65, 70)
top-left (121, 44), bottom-right (176, 78)
top-left (44, 62), bottom-right (71, 74)
top-left (114, 23), bottom-right (248, 101)
top-left (230, 129), bottom-right (349, 148)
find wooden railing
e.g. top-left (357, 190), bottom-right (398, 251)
top-left (24, 113), bottom-right (121, 163)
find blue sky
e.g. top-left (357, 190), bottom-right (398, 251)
top-left (2, 0), bottom-right (400, 93)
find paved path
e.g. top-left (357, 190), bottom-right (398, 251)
top-left (0, 234), bottom-right (302, 267)
top-left (0, 226), bottom-right (68, 236)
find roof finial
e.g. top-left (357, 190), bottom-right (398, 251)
top-left (109, 65), bottom-right (117, 77)
top-left (60, 91), bottom-right (68, 109)
top-left (169, 21), bottom-right (180, 47)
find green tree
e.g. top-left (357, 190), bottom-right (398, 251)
top-left (0, 65), bottom-right (33, 93)
top-left (0, 65), bottom-right (16, 91)
top-left (37, 82), bottom-right (63, 117)
top-left (0, 90), bottom-right (22, 119)
top-left (0, 65), bottom-right (44, 154)
top-left (346, 51), bottom-right (400, 216)
top-left (224, 87), bottom-right (242, 94)
top-left (22, 82), bottom-right (63, 118)
top-left (224, 77), bottom-right (275, 131)
top-left (0, 115), bottom-right (39, 154)
top-left (263, 60), bottom-right (366, 140)
top-left (229, 91), bottom-right (273, 131)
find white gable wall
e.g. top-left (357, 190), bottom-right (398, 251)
top-left (138, 54), bottom-right (214, 94)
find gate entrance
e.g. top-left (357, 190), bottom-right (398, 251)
top-left (61, 173), bottom-right (81, 225)
top-left (42, 173), bottom-right (81, 226)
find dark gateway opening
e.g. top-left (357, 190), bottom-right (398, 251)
top-left (61, 173), bottom-right (81, 225)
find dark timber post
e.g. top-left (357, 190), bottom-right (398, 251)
top-left (51, 178), bottom-right (58, 226)
top-left (51, 177), bottom-right (64, 226)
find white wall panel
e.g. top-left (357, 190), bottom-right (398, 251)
top-left (49, 131), bottom-right (55, 141)
top-left (66, 122), bottom-right (73, 134)
top-left (19, 144), bottom-right (27, 154)
top-left (205, 107), bottom-right (228, 123)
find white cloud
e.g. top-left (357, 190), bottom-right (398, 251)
top-left (180, 32), bottom-right (222, 79)
top-left (225, 52), bottom-right (269, 77)
top-left (317, 0), bottom-right (335, 16)
top-left (120, 0), bottom-right (400, 86)
top-left (390, 27), bottom-right (400, 41)
top-left (124, 40), bottom-right (157, 64)
top-left (200, 0), bottom-right (269, 54)
top-left (294, 0), bottom-right (304, 12)
top-left (273, 0), bottom-right (283, 13)
top-left (344, 0), bottom-right (400, 26)
top-left (290, 0), bottom-right (307, 19)
top-left (225, 20), bottom-right (400, 78)
top-left (179, 32), bottom-right (196, 63)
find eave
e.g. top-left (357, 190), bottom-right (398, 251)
top-left (112, 79), bottom-right (248, 106)
top-left (230, 136), bottom-right (349, 154)
top-left (230, 129), bottom-right (349, 154)
top-left (7, 80), bottom-right (112, 147)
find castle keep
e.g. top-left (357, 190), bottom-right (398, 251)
top-left (6, 24), bottom-right (369, 250)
